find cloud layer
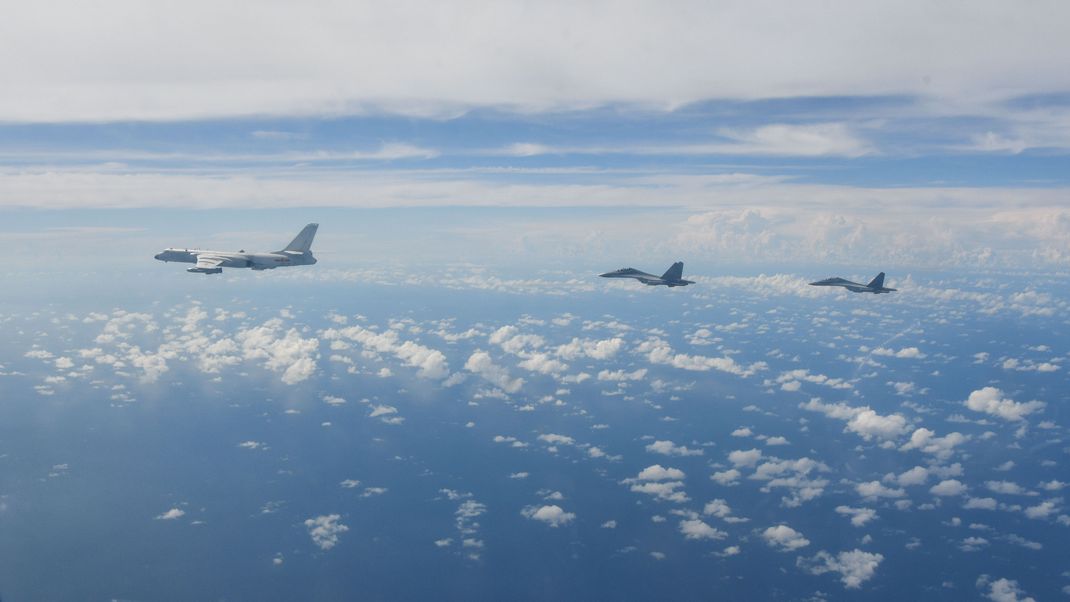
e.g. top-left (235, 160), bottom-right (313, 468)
top-left (4, 2), bottom-right (1070, 121)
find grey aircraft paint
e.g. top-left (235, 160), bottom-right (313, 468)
top-left (809, 271), bottom-right (897, 294)
top-left (599, 262), bottom-right (695, 287)
top-left (154, 223), bottom-right (319, 274)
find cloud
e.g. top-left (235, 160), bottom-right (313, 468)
top-left (633, 464), bottom-right (685, 482)
top-left (711, 469), bottom-right (741, 486)
top-left (835, 506), bottom-right (877, 527)
top-left (14, 169), bottom-right (1070, 273)
top-left (597, 368), bottom-right (647, 381)
top-left (798, 550), bottom-right (884, 589)
top-left (555, 337), bottom-right (624, 360)
top-left (678, 519), bottom-right (727, 541)
top-left (774, 369), bottom-right (852, 391)
top-left (708, 123), bottom-right (872, 157)
top-left (126, 347), bottom-right (170, 384)
top-left (304, 514), bottom-right (348, 550)
top-left (464, 351), bottom-right (524, 393)
top-left (368, 405), bottom-right (397, 418)
top-left (624, 465), bottom-right (689, 503)
top-left (800, 398), bottom-right (909, 441)
top-left (964, 387), bottom-right (1046, 422)
top-left (639, 338), bottom-right (766, 377)
top-left (1023, 499), bottom-right (1060, 520)
top-left (978, 576), bottom-right (1036, 602)
top-left (537, 433), bottom-right (574, 446)
top-left (324, 326), bottom-right (449, 380)
top-left (452, 498), bottom-right (487, 558)
top-left (964, 497), bottom-right (998, 510)
top-left (1004, 534), bottom-right (1042, 551)
top-left (675, 201), bottom-right (1070, 270)
top-left (587, 446), bottom-right (607, 459)
top-left (488, 326), bottom-right (545, 354)
top-left (6, 3), bottom-right (1070, 122)
top-left (751, 457), bottom-right (830, 507)
top-left (236, 318), bottom-right (319, 384)
top-left (702, 499), bottom-right (732, 519)
top-left (891, 466), bottom-right (929, 487)
top-left (856, 481), bottom-right (905, 499)
top-left (155, 508), bottom-right (185, 520)
top-left (761, 525), bottom-right (809, 551)
top-left (521, 505), bottom-right (575, 527)
top-left (872, 346), bottom-right (926, 359)
top-left (985, 481), bottom-right (1030, 496)
top-left (899, 428), bottom-right (968, 459)
top-left (516, 353), bottom-right (568, 375)
top-left (645, 440), bottom-right (703, 457)
top-left (930, 479), bottom-right (968, 497)
top-left (727, 449), bottom-right (763, 468)
top-left (504, 123), bottom-right (874, 158)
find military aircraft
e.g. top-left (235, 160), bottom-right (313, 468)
top-left (600, 262), bottom-right (695, 287)
top-left (809, 272), bottom-right (896, 294)
top-left (154, 223), bottom-right (319, 274)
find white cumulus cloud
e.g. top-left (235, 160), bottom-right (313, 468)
top-left (762, 525), bottom-right (809, 551)
top-left (798, 549), bottom-right (883, 589)
top-left (521, 504), bottom-right (575, 527)
top-left (304, 514), bottom-right (348, 550)
top-left (964, 387), bottom-right (1045, 422)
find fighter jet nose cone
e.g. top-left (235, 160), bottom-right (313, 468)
top-left (599, 273), bottom-right (612, 278)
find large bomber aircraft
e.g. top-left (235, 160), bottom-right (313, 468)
top-left (154, 223), bottom-right (318, 274)
top-left (600, 262), bottom-right (695, 287)
top-left (809, 271), bottom-right (896, 294)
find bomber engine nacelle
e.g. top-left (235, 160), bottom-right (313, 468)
top-left (187, 267), bottom-right (223, 274)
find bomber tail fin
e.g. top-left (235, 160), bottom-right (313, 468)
top-left (282, 223), bottom-right (318, 253)
top-left (867, 272), bottom-right (885, 289)
top-left (661, 262), bottom-right (684, 281)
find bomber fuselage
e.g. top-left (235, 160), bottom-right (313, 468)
top-left (153, 249), bottom-right (316, 270)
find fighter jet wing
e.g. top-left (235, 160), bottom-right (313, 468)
top-left (193, 255), bottom-right (226, 270)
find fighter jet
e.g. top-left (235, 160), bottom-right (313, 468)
top-left (600, 262), bottom-right (695, 287)
top-left (809, 272), bottom-right (896, 294)
top-left (154, 223), bottom-right (319, 274)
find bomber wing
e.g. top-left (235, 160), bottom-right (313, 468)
top-left (188, 255), bottom-right (226, 274)
top-left (195, 255), bottom-right (225, 269)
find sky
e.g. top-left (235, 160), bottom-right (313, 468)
top-left (1, 1), bottom-right (1070, 270)
top-left (1, 2), bottom-right (1069, 601)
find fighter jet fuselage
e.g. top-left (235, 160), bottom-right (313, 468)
top-left (809, 272), bottom-right (896, 294)
top-left (600, 262), bottom-right (695, 287)
top-left (155, 223), bottom-right (319, 274)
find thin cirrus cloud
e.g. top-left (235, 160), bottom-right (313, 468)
top-left (493, 123), bottom-right (873, 158)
